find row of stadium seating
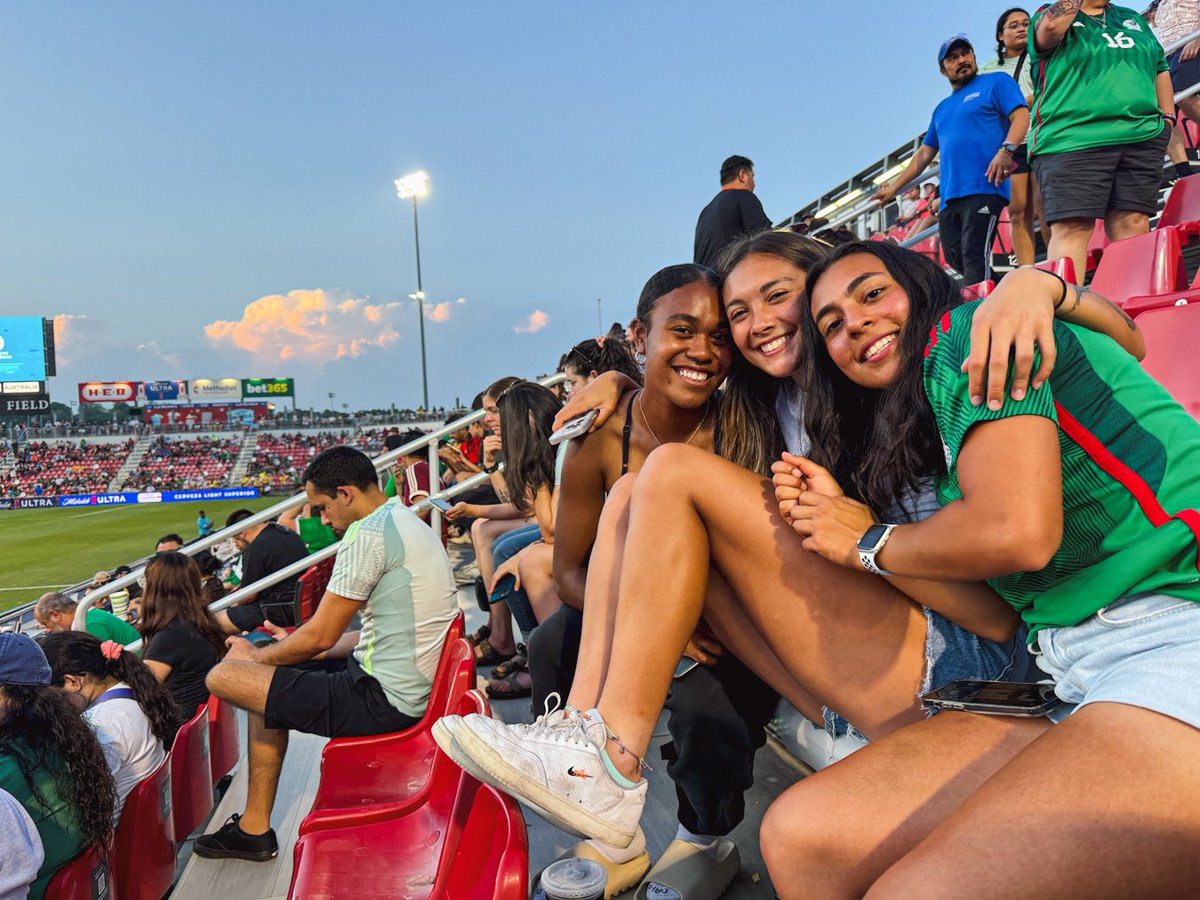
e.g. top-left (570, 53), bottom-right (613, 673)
top-left (246, 432), bottom-right (352, 489)
top-left (0, 439), bottom-right (134, 497)
top-left (125, 437), bottom-right (242, 492)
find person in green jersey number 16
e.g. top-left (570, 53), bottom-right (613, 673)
top-left (772, 240), bottom-right (1200, 895)
top-left (1027, 0), bottom-right (1175, 283)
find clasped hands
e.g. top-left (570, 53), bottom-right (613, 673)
top-left (771, 452), bottom-right (875, 572)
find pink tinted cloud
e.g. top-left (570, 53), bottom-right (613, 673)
top-left (514, 310), bottom-right (549, 334)
top-left (204, 289), bottom-right (404, 363)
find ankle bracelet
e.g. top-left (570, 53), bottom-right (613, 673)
top-left (604, 726), bottom-right (652, 774)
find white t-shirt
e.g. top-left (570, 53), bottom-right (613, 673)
top-left (84, 683), bottom-right (167, 819)
top-left (0, 788), bottom-right (42, 900)
top-left (329, 500), bottom-right (458, 718)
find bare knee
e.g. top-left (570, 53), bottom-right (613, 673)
top-left (635, 444), bottom-right (710, 497)
top-left (205, 659), bottom-right (237, 699)
top-left (762, 784), bottom-right (860, 896)
top-left (1106, 210), bottom-right (1149, 240)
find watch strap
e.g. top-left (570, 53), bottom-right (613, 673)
top-left (857, 523), bottom-right (896, 576)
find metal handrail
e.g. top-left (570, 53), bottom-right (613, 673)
top-left (72, 372), bottom-right (566, 632)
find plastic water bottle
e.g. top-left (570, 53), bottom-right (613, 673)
top-left (535, 858), bottom-right (607, 900)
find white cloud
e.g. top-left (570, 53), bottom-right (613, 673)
top-left (514, 310), bottom-right (549, 334)
top-left (204, 289), bottom-right (404, 363)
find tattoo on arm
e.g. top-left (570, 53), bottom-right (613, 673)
top-left (1081, 288), bottom-right (1137, 330)
top-left (1045, 0), bottom-right (1083, 21)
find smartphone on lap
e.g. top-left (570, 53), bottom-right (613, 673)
top-left (921, 680), bottom-right (1062, 717)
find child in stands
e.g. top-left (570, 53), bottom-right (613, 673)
top-left (0, 633), bottom-right (115, 900)
top-left (758, 240), bottom-right (1200, 896)
top-left (138, 551), bottom-right (226, 735)
top-left (42, 631), bottom-right (177, 815)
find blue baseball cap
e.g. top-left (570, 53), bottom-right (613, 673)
top-left (938, 33), bottom-right (973, 63)
top-left (0, 633), bottom-right (52, 686)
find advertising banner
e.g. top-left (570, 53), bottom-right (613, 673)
top-left (1, 396), bottom-right (50, 415)
top-left (0, 486), bottom-right (261, 511)
top-left (0, 316), bottom-right (48, 381)
top-left (142, 380), bottom-right (190, 402)
top-left (189, 378), bottom-right (242, 402)
top-left (79, 381), bottom-right (137, 403)
top-left (1, 381), bottom-right (44, 394)
top-left (242, 377), bottom-right (294, 399)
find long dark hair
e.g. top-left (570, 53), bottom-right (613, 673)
top-left (42, 631), bottom-right (181, 748)
top-left (561, 338), bottom-right (642, 385)
top-left (138, 551), bottom-right (226, 655)
top-left (714, 230), bottom-right (830, 475)
top-left (0, 683), bottom-right (116, 852)
top-left (498, 382), bottom-right (562, 510)
top-left (801, 241), bottom-right (962, 513)
top-left (996, 7), bottom-right (1028, 62)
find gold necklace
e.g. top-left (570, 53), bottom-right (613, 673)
top-left (638, 393), bottom-right (708, 447)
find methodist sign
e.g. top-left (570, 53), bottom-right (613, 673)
top-left (189, 377), bottom-right (242, 402)
top-left (241, 377), bottom-right (294, 398)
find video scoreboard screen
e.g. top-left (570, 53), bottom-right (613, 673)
top-left (0, 316), bottom-right (54, 382)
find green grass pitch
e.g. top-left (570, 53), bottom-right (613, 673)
top-left (0, 497), bottom-right (282, 613)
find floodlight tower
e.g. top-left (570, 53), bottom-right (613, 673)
top-left (394, 170), bottom-right (431, 410)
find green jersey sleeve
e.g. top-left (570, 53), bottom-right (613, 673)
top-left (922, 302), bottom-right (1058, 470)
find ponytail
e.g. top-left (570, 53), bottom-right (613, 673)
top-left (41, 630), bottom-right (181, 748)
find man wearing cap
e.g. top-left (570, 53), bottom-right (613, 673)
top-left (874, 35), bottom-right (1029, 283)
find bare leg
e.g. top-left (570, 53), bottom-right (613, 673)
top-left (1047, 217), bottom-right (1094, 283)
top-left (517, 542), bottom-right (561, 624)
top-left (762, 711), bottom-right (1048, 899)
top-left (566, 474), bottom-right (636, 709)
top-left (870, 703), bottom-right (1200, 898)
top-left (596, 445), bottom-right (928, 778)
top-left (1007, 172), bottom-right (1035, 267)
top-left (205, 659), bottom-right (285, 834)
top-left (1105, 208), bottom-right (1151, 242)
top-left (214, 608), bottom-right (239, 635)
top-left (471, 516), bottom-right (532, 655)
top-left (1168, 121), bottom-right (1190, 166)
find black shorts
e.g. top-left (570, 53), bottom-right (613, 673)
top-left (1031, 124), bottom-right (1171, 222)
top-left (1011, 144), bottom-right (1030, 176)
top-left (226, 600), bottom-right (297, 632)
top-left (1169, 47), bottom-right (1200, 96)
top-left (264, 659), bottom-right (420, 737)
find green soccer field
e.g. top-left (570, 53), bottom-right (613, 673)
top-left (0, 497), bottom-right (282, 614)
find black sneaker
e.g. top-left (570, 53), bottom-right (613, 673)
top-left (193, 814), bottom-right (278, 862)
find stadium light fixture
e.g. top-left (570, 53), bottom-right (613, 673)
top-left (394, 171), bottom-right (430, 200)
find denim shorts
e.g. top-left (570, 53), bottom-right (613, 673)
top-left (1035, 593), bottom-right (1200, 729)
top-left (823, 608), bottom-right (1026, 739)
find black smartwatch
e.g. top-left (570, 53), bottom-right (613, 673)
top-left (999, 142), bottom-right (1019, 155)
top-left (856, 523), bottom-right (897, 576)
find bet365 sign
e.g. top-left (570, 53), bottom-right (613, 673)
top-left (241, 378), bottom-right (294, 399)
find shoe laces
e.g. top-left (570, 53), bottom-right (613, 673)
top-left (519, 692), bottom-right (581, 738)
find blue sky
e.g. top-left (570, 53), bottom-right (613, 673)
top-left (1, 1), bottom-right (1017, 411)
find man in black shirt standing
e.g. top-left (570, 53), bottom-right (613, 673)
top-left (693, 155), bottom-right (772, 270)
top-left (216, 509), bottom-right (310, 634)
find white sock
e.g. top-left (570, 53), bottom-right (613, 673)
top-left (584, 825), bottom-right (646, 864)
top-left (676, 824), bottom-right (722, 859)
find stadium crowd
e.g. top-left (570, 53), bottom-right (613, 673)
top-left (0, 439), bottom-right (134, 498)
top-left (4, 3), bottom-right (1200, 898)
top-left (124, 437), bottom-right (241, 493)
top-left (243, 432), bottom-right (350, 490)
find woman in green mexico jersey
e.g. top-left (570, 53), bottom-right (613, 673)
top-left (778, 240), bottom-right (1200, 895)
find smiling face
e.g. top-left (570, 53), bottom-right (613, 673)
top-left (632, 280), bottom-right (731, 409)
top-left (809, 252), bottom-right (911, 390)
top-left (722, 252), bottom-right (808, 381)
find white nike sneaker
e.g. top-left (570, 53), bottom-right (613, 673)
top-left (444, 708), bottom-right (647, 848)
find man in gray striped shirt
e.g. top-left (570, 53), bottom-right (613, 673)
top-left (195, 446), bottom-right (458, 863)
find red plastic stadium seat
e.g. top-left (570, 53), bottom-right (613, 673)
top-left (44, 845), bottom-right (112, 900)
top-left (171, 704), bottom-right (214, 840)
top-left (1034, 257), bottom-right (1078, 284)
top-left (1133, 299), bottom-right (1200, 419)
top-left (299, 615), bottom-right (469, 835)
top-left (207, 693), bottom-right (240, 785)
top-left (435, 781), bottom-right (529, 900)
top-left (111, 755), bottom-right (176, 900)
top-left (1158, 173), bottom-right (1200, 231)
top-left (296, 556), bottom-right (336, 623)
top-left (1088, 227), bottom-right (1186, 306)
top-left (964, 280), bottom-right (995, 298)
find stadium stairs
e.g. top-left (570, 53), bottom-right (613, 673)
top-left (228, 432), bottom-right (259, 485)
top-left (108, 432), bottom-right (152, 492)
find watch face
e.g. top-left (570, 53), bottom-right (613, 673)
top-left (858, 523), bottom-right (889, 551)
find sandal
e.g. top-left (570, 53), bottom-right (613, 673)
top-left (485, 669), bottom-right (532, 699)
top-left (633, 837), bottom-right (740, 900)
top-left (466, 625), bottom-right (492, 648)
top-left (474, 639), bottom-right (515, 667)
top-left (491, 654), bottom-right (527, 680)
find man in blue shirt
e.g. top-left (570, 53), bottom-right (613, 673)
top-left (874, 35), bottom-right (1029, 283)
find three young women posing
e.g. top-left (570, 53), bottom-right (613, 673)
top-left (435, 231), bottom-right (1154, 895)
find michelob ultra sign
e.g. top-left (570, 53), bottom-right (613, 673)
top-left (242, 377), bottom-right (294, 398)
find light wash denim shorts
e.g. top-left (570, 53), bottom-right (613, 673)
top-left (1035, 593), bottom-right (1200, 728)
top-left (824, 608), bottom-right (1027, 739)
